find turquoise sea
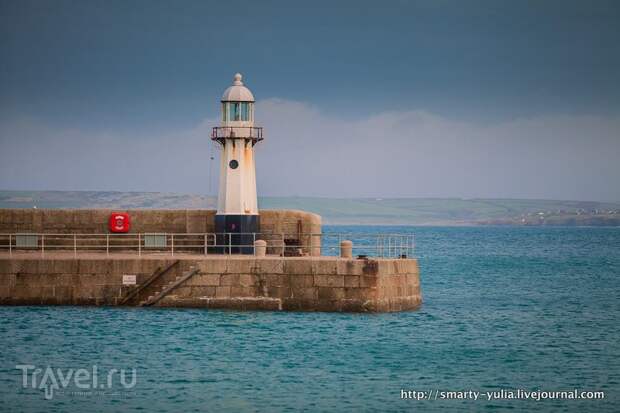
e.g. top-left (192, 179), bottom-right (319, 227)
top-left (1, 226), bottom-right (619, 412)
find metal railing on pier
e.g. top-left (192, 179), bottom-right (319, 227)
top-left (0, 232), bottom-right (414, 259)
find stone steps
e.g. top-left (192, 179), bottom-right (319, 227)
top-left (140, 267), bottom-right (199, 307)
top-left (119, 260), bottom-right (180, 306)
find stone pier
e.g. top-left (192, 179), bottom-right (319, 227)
top-left (0, 252), bottom-right (422, 312)
top-left (0, 208), bottom-right (422, 312)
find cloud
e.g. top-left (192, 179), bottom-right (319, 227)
top-left (256, 99), bottom-right (620, 201)
top-left (1, 100), bottom-right (619, 201)
top-left (0, 116), bottom-right (217, 194)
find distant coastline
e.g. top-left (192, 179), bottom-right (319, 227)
top-left (1, 190), bottom-right (619, 227)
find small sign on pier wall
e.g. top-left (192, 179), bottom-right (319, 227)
top-left (122, 275), bottom-right (137, 285)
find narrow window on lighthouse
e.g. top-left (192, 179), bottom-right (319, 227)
top-left (240, 102), bottom-right (249, 121)
top-left (222, 103), bottom-right (227, 121)
top-left (232, 102), bottom-right (240, 121)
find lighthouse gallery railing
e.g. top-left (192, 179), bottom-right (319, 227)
top-left (211, 126), bottom-right (263, 145)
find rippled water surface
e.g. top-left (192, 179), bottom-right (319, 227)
top-left (1, 226), bottom-right (619, 412)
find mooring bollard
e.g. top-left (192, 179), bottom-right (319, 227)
top-left (254, 239), bottom-right (267, 257)
top-left (340, 240), bottom-right (353, 258)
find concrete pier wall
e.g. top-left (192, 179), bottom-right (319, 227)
top-left (0, 208), bottom-right (321, 235)
top-left (0, 255), bottom-right (421, 312)
top-left (0, 208), bottom-right (322, 256)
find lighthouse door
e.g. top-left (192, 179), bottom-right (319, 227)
top-left (226, 219), bottom-right (245, 253)
top-left (215, 214), bottom-right (259, 254)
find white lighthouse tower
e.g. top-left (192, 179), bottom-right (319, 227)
top-left (211, 73), bottom-right (263, 252)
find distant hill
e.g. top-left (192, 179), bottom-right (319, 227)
top-left (1, 190), bottom-right (619, 226)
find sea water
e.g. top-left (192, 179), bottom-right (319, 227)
top-left (1, 226), bottom-right (619, 412)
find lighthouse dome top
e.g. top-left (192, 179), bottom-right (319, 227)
top-left (221, 73), bottom-right (255, 102)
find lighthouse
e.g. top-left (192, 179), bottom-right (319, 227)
top-left (211, 73), bottom-right (263, 252)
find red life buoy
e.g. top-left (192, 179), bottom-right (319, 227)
top-left (109, 213), bottom-right (131, 233)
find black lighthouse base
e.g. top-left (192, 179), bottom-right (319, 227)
top-left (214, 214), bottom-right (260, 254)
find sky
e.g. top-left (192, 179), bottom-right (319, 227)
top-left (1, 0), bottom-right (619, 201)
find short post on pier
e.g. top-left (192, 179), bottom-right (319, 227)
top-left (254, 239), bottom-right (267, 257)
top-left (340, 240), bottom-right (353, 259)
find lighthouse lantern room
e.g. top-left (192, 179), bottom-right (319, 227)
top-left (211, 73), bottom-right (263, 253)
